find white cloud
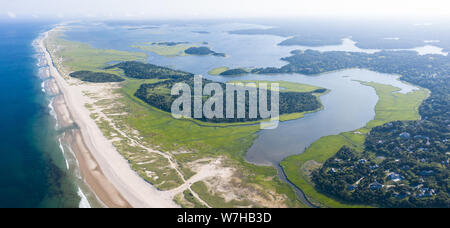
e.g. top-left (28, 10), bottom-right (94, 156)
top-left (7, 11), bottom-right (17, 18)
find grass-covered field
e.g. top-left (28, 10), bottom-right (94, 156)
top-left (230, 80), bottom-right (322, 93)
top-left (208, 67), bottom-right (229, 75)
top-left (281, 82), bottom-right (429, 208)
top-left (131, 43), bottom-right (198, 57)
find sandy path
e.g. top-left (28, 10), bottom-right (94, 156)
top-left (39, 31), bottom-right (179, 208)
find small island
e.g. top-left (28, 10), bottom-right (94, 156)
top-left (184, 46), bottom-right (226, 57)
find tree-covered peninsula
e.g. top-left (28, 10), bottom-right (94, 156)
top-left (69, 70), bottom-right (125, 82)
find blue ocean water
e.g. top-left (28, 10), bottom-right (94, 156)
top-left (0, 21), bottom-right (81, 208)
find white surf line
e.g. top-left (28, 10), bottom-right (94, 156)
top-left (40, 29), bottom-right (178, 208)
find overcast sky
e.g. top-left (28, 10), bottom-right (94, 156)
top-left (2, 0), bottom-right (450, 20)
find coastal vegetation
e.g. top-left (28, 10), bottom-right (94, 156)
top-left (208, 67), bottom-right (229, 75)
top-left (219, 68), bottom-right (249, 76)
top-left (133, 75), bottom-right (324, 123)
top-left (191, 181), bottom-right (252, 208)
top-left (116, 77), bottom-right (312, 207)
top-left (131, 42), bottom-right (195, 57)
top-left (175, 189), bottom-right (208, 208)
top-left (229, 80), bottom-right (322, 93)
top-left (184, 46), bottom-right (226, 57)
top-left (69, 71), bottom-right (125, 83)
top-left (47, 30), bottom-right (326, 207)
top-left (105, 61), bottom-right (193, 79)
top-left (132, 42), bottom-right (226, 57)
top-left (208, 67), bottom-right (251, 76)
top-left (184, 46), bottom-right (213, 55)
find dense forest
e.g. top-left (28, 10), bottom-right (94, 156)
top-left (69, 70), bottom-right (125, 82)
top-left (134, 77), bottom-right (322, 123)
top-left (105, 61), bottom-right (193, 79)
top-left (105, 61), bottom-right (323, 123)
top-left (260, 49), bottom-right (450, 207)
top-left (184, 46), bottom-right (213, 55)
top-left (184, 46), bottom-right (226, 57)
top-left (219, 68), bottom-right (249, 76)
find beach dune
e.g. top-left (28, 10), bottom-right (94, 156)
top-left (39, 31), bottom-right (179, 208)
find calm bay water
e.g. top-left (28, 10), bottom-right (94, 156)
top-left (233, 69), bottom-right (418, 165)
top-left (0, 21), bottom-right (81, 208)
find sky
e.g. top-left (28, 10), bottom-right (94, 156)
top-left (2, 0), bottom-right (450, 20)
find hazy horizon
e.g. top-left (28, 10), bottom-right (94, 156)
top-left (2, 0), bottom-right (450, 21)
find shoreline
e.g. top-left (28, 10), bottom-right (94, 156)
top-left (38, 30), bottom-right (178, 208)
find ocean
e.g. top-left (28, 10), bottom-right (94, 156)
top-left (0, 21), bottom-right (85, 208)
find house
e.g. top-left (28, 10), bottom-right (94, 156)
top-left (417, 188), bottom-right (436, 198)
top-left (399, 132), bottom-right (411, 139)
top-left (412, 184), bottom-right (423, 190)
top-left (347, 185), bottom-right (356, 191)
top-left (419, 170), bottom-right (435, 176)
top-left (369, 182), bottom-right (383, 190)
top-left (358, 159), bottom-right (367, 165)
top-left (328, 168), bottom-right (337, 174)
top-left (387, 173), bottom-right (403, 182)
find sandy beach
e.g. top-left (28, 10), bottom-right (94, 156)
top-left (38, 31), bottom-right (179, 208)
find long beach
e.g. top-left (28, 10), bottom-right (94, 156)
top-left (39, 29), bottom-right (178, 208)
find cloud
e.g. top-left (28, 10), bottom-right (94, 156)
top-left (7, 11), bottom-right (17, 18)
top-left (1, 0), bottom-right (450, 20)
